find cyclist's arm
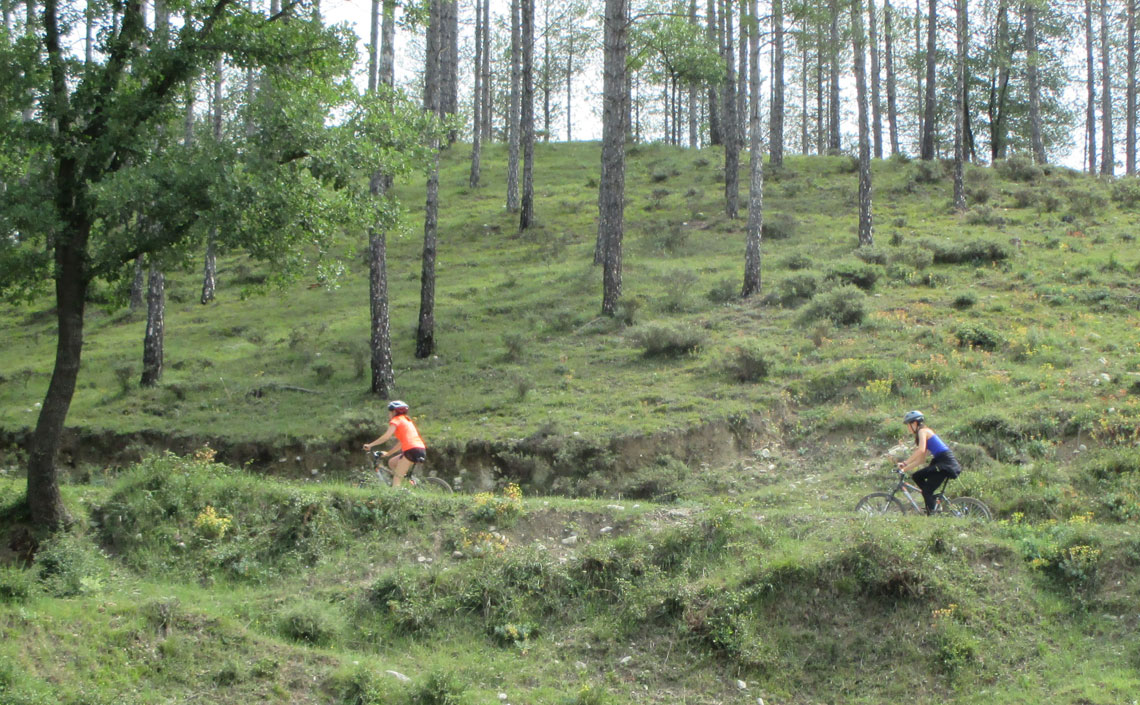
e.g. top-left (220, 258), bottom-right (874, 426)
top-left (363, 424), bottom-right (395, 451)
top-left (898, 432), bottom-right (931, 472)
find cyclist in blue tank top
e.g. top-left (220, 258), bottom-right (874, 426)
top-left (897, 410), bottom-right (961, 515)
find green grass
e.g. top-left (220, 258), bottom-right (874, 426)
top-left (2, 144), bottom-right (1140, 702)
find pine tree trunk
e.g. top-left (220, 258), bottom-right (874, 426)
top-left (707, 0), bottom-right (722, 146)
top-left (567, 35), bottom-right (575, 140)
top-left (743, 0), bottom-right (763, 297)
top-left (417, 0), bottom-right (442, 360)
top-left (689, 0), bottom-right (699, 148)
top-left (801, 36), bottom-right (810, 153)
top-left (368, 0), bottom-right (397, 394)
top-left (952, 0), bottom-right (966, 212)
top-left (520, 0), bottom-right (536, 230)
top-left (769, 0), bottom-right (784, 167)
top-left (440, 0), bottom-right (459, 143)
top-left (482, 0), bottom-right (492, 141)
top-left (599, 0), bottom-right (628, 316)
top-left (914, 0), bottom-right (923, 151)
top-left (737, 5), bottom-right (747, 142)
top-left (828, 0), bottom-right (841, 152)
top-left (884, 0), bottom-right (900, 155)
top-left (1099, 0), bottom-right (1114, 175)
top-left (1128, 0), bottom-right (1137, 175)
top-left (852, 0), bottom-right (873, 247)
top-left (1085, 0), bottom-right (1097, 174)
top-left (1026, 0), bottom-right (1045, 163)
top-left (141, 257), bottom-right (165, 387)
top-left (869, 0), bottom-right (882, 159)
top-left (722, 0), bottom-right (740, 218)
top-left (920, 0), bottom-right (936, 160)
top-left (22, 0), bottom-right (36, 122)
top-left (201, 56), bottom-right (222, 305)
top-left (816, 20), bottom-right (825, 153)
top-left (470, 0), bottom-right (483, 187)
top-left (989, 0), bottom-right (1011, 162)
top-left (507, 0), bottom-right (522, 211)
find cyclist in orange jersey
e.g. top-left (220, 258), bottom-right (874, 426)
top-left (363, 400), bottom-right (426, 487)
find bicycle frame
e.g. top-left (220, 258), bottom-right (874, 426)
top-left (889, 469), bottom-right (950, 514)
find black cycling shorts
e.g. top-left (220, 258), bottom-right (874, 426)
top-left (396, 447), bottom-right (427, 463)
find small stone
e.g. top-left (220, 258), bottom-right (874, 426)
top-left (736, 679), bottom-right (748, 690)
top-left (757, 699), bottom-right (765, 705)
top-left (606, 504), bottom-right (625, 511)
top-left (417, 556), bottom-right (426, 563)
top-left (386, 671), bottom-right (411, 682)
top-left (768, 463), bottom-right (776, 471)
top-left (561, 535), bottom-right (579, 546)
top-left (310, 468), bottom-right (319, 475)
top-left (1079, 444), bottom-right (1088, 452)
top-left (574, 661), bottom-right (588, 671)
top-left (760, 448), bottom-right (771, 459)
top-left (498, 694), bottom-right (509, 701)
top-left (452, 551), bottom-right (464, 559)
top-left (619, 656), bottom-right (632, 665)
top-left (599, 526), bottom-right (613, 534)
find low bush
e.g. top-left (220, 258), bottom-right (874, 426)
top-left (826, 261), bottom-right (881, 291)
top-left (1110, 176), bottom-right (1140, 209)
top-left (799, 285), bottom-right (868, 326)
top-left (778, 273), bottom-right (819, 306)
top-left (995, 155), bottom-right (1043, 182)
top-left (35, 533), bottom-right (107, 597)
top-left (781, 252), bottom-right (813, 270)
top-left (0, 566), bottom-right (36, 603)
top-left (629, 322), bottom-right (702, 357)
top-left (954, 324), bottom-right (1003, 351)
top-left (925, 238), bottom-right (1010, 264)
top-left (891, 246), bottom-right (934, 270)
top-left (761, 213), bottom-right (799, 240)
top-left (1012, 188), bottom-right (1038, 208)
top-left (1066, 187), bottom-right (1109, 218)
top-left (853, 245), bottom-right (887, 265)
top-left (724, 342), bottom-right (772, 383)
top-left (964, 205), bottom-right (1007, 227)
top-left (706, 278), bottom-right (738, 304)
top-left (408, 670), bottom-right (467, 705)
top-left (278, 599), bottom-right (343, 646)
top-left (911, 160), bottom-right (942, 184)
top-left (950, 292), bottom-right (976, 310)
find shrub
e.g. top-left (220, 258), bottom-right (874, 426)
top-left (278, 599), bottom-right (343, 646)
top-left (503, 332), bottom-right (526, 361)
top-left (409, 671), bottom-right (467, 705)
top-left (1066, 187), bottom-right (1109, 218)
top-left (781, 252), bottom-right (813, 270)
top-left (629, 322), bottom-right (702, 357)
top-left (777, 273), bottom-right (819, 306)
top-left (967, 183), bottom-right (994, 205)
top-left (926, 239), bottom-right (1010, 264)
top-left (799, 285), bottom-right (868, 326)
top-left (911, 160), bottom-right (941, 184)
top-left (1012, 188), bottom-right (1038, 208)
top-left (1110, 176), bottom-right (1140, 209)
top-left (471, 483), bottom-right (525, 524)
top-left (854, 245), bottom-right (887, 265)
top-left (964, 205), bottom-right (1007, 226)
top-left (826, 261), bottom-right (880, 291)
top-left (995, 154), bottom-right (1043, 182)
top-left (761, 213), bottom-right (798, 240)
top-left (950, 292), bottom-right (976, 310)
top-left (954, 324), bottom-right (1003, 351)
top-left (706, 278), bottom-right (738, 304)
top-left (312, 362), bottom-right (335, 384)
top-left (724, 343), bottom-right (772, 383)
top-left (0, 566), bottom-right (36, 603)
top-left (35, 533), bottom-right (107, 597)
top-left (617, 455), bottom-right (688, 501)
top-left (892, 246), bottom-right (933, 270)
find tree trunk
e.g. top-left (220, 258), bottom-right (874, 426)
top-left (816, 19), bottom-right (825, 153)
top-left (22, 0), bottom-right (36, 122)
top-left (417, 0), bottom-right (442, 359)
top-left (1085, 0), bottom-right (1097, 174)
top-left (884, 0), bottom-right (900, 155)
top-left (737, 2), bottom-right (747, 142)
top-left (769, 0), bottom-right (784, 166)
top-left (743, 0), bottom-right (763, 297)
top-left (920, 0), bottom-right (936, 160)
top-left (27, 230), bottom-right (88, 528)
top-left (707, 0), bottom-right (722, 146)
top-left (1099, 0), bottom-right (1114, 175)
top-left (440, 0), bottom-right (459, 143)
top-left (567, 32), bottom-right (575, 141)
top-left (723, 0), bottom-right (740, 218)
top-left (989, 0), bottom-right (1011, 162)
top-left (482, 0), bottom-right (492, 141)
top-left (689, 0), bottom-right (699, 148)
top-left (520, 0), bottom-right (536, 230)
top-left (828, 0), bottom-right (841, 152)
top-left (1026, 0), bottom-right (1045, 163)
top-left (801, 33), bottom-right (810, 153)
top-left (507, 0), bottom-right (521, 211)
top-left (868, 0), bottom-right (882, 158)
top-left (952, 0), bottom-right (966, 212)
top-left (1128, 0), bottom-right (1137, 175)
top-left (599, 0), bottom-right (628, 316)
top-left (469, 0), bottom-right (483, 187)
top-left (852, 0), bottom-right (873, 246)
top-left (914, 0), bottom-right (923, 151)
top-left (368, 0), bottom-right (397, 394)
top-left (141, 257), bottom-right (165, 387)
top-left (202, 56), bottom-right (223, 305)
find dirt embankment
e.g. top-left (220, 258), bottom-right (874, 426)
top-left (0, 414), bottom-right (776, 492)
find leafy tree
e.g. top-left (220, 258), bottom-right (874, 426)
top-left (0, 0), bottom-right (441, 528)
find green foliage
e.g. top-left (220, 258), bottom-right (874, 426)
top-left (34, 532), bottom-right (107, 597)
top-left (724, 342), bottom-right (772, 383)
top-left (950, 292), bottom-right (976, 310)
top-left (826, 261), bottom-right (880, 291)
top-left (278, 599), bottom-right (344, 646)
top-left (628, 322), bottom-right (702, 357)
top-left (0, 566), bottom-right (36, 603)
top-left (995, 155), bottom-right (1044, 182)
top-left (761, 213), bottom-right (799, 240)
top-left (924, 238), bottom-right (1011, 264)
top-left (799, 285), bottom-right (867, 326)
top-left (408, 671), bottom-right (467, 705)
top-left (777, 272), bottom-right (819, 306)
top-left (1110, 176), bottom-right (1140, 209)
top-left (954, 324), bottom-right (1003, 351)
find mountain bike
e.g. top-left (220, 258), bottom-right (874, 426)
top-left (357, 450), bottom-right (452, 493)
top-left (855, 468), bottom-right (991, 520)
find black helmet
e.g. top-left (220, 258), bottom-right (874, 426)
top-left (903, 410), bottom-right (924, 424)
top-left (387, 400), bottom-right (410, 414)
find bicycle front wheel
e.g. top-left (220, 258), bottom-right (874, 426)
top-left (855, 492), bottom-right (905, 516)
top-left (416, 475), bottom-right (453, 493)
top-left (946, 497), bottom-right (992, 521)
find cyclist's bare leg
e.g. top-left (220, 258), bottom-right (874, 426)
top-left (389, 454), bottom-right (413, 487)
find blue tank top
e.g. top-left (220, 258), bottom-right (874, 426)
top-left (925, 432), bottom-right (950, 458)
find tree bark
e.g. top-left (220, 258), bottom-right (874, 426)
top-left (988, 0), bottom-right (1011, 162)
top-left (828, 0), bottom-right (841, 152)
top-left (884, 0), bottom-right (900, 155)
top-left (141, 257), bottom-right (165, 387)
top-left (816, 19), bottom-right (825, 153)
top-left (920, 0), bottom-right (936, 160)
top-left (914, 0), bottom-right (923, 151)
top-left (737, 1), bottom-right (747, 142)
top-left (769, 0), bottom-right (784, 166)
top-left (520, 0), bottom-right (535, 230)
top-left (1128, 0), bottom-right (1137, 175)
top-left (1099, 0), bottom-right (1114, 175)
top-left (202, 56), bottom-right (222, 305)
top-left (1085, 0), bottom-right (1097, 174)
top-left (470, 0), bottom-right (483, 187)
top-left (743, 0), bottom-right (763, 297)
top-left (801, 31), bottom-right (809, 153)
top-left (440, 0), bottom-right (459, 143)
top-left (689, 0), bottom-right (699, 147)
top-left (1026, 0), bottom-right (1045, 163)
top-left (723, 0), bottom-right (740, 218)
top-left (707, 0), bottom-right (722, 145)
top-left (852, 0), bottom-right (873, 246)
top-left (482, 0), bottom-right (492, 141)
top-left (368, 0), bottom-right (396, 394)
top-left (417, 0), bottom-right (442, 359)
top-left (868, 0), bottom-right (882, 158)
top-left (507, 0), bottom-right (521, 211)
top-left (599, 0), bottom-right (627, 316)
top-left (952, 0), bottom-right (966, 212)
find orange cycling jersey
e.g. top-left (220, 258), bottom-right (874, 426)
top-left (390, 415), bottom-right (425, 451)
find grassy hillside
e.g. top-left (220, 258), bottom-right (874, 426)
top-left (2, 144), bottom-right (1140, 703)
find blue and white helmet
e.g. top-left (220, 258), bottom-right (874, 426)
top-left (387, 400), bottom-right (410, 415)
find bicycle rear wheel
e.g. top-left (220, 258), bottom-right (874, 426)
top-left (414, 474), bottom-right (452, 493)
top-left (946, 497), bottom-right (991, 521)
top-left (855, 492), bottom-right (905, 516)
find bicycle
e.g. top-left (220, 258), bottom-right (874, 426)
top-left (357, 450), bottom-right (452, 493)
top-left (855, 468), bottom-right (991, 520)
